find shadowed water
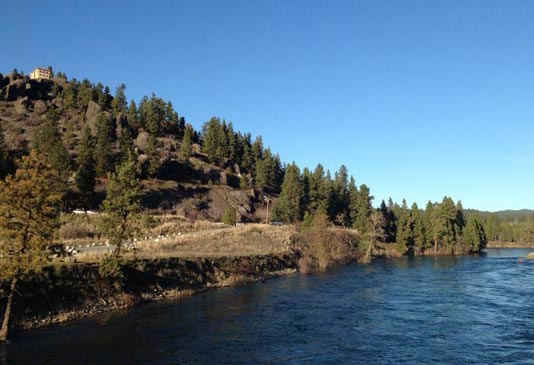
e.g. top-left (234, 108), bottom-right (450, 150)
top-left (2, 248), bottom-right (534, 364)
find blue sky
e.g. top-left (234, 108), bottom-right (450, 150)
top-left (3, 0), bottom-right (534, 211)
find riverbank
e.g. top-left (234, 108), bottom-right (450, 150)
top-left (3, 224), bottom-right (480, 335)
top-left (487, 241), bottom-right (534, 248)
top-left (5, 253), bottom-right (299, 332)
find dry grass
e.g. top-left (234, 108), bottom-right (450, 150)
top-left (136, 224), bottom-right (296, 259)
top-left (58, 213), bottom-right (297, 262)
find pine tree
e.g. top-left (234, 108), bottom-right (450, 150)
top-left (75, 125), bottom-right (96, 209)
top-left (330, 165), bottom-right (349, 225)
top-left (145, 134), bottom-right (160, 177)
top-left (308, 164), bottom-right (329, 215)
top-left (179, 124), bottom-right (194, 162)
top-left (395, 199), bottom-right (411, 248)
top-left (163, 101), bottom-right (179, 134)
top-left (118, 128), bottom-right (135, 163)
top-left (94, 113), bottom-right (114, 176)
top-left (352, 184), bottom-right (373, 234)
top-left (410, 202), bottom-right (427, 251)
top-left (424, 201), bottom-right (438, 253)
top-left (31, 120), bottom-right (71, 186)
top-left (112, 83), bottom-right (127, 118)
top-left (202, 117), bottom-right (228, 165)
top-left (464, 215), bottom-right (487, 252)
top-left (0, 151), bottom-right (62, 342)
top-left (270, 163), bottom-right (303, 223)
top-left (348, 176), bottom-right (359, 227)
top-left (127, 100), bottom-right (140, 130)
top-left (100, 154), bottom-right (141, 258)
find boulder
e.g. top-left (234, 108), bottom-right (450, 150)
top-left (85, 100), bottom-right (102, 135)
top-left (14, 97), bottom-right (29, 114)
top-left (134, 129), bottom-right (150, 151)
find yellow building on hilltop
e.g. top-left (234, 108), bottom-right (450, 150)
top-left (29, 67), bottom-right (51, 80)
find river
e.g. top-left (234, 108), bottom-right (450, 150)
top-left (2, 248), bottom-right (534, 364)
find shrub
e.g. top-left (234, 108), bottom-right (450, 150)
top-left (222, 205), bottom-right (237, 226)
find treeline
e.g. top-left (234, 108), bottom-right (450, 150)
top-left (0, 69), bottom-right (488, 255)
top-left (379, 198), bottom-right (487, 254)
top-left (466, 210), bottom-right (534, 243)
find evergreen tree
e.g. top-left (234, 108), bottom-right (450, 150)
top-left (94, 113), bottom-right (114, 176)
top-left (75, 125), bottom-right (96, 209)
top-left (410, 202), bottom-right (427, 251)
top-left (112, 83), bottom-right (127, 117)
top-left (100, 154), bottom-right (141, 258)
top-left (30, 119), bottom-right (70, 187)
top-left (270, 163), bottom-right (303, 223)
top-left (163, 101), bottom-right (179, 134)
top-left (308, 164), bottom-right (330, 214)
top-left (226, 122), bottom-right (237, 162)
top-left (118, 128), bottom-right (135, 163)
top-left (348, 176), bottom-right (359, 227)
top-left (464, 215), bottom-right (487, 252)
top-left (395, 199), bottom-right (411, 248)
top-left (202, 117), bottom-right (228, 165)
top-left (127, 100), bottom-right (140, 130)
top-left (179, 124), bottom-right (194, 162)
top-left (352, 184), bottom-right (373, 234)
top-left (145, 134), bottom-right (160, 177)
top-left (424, 201), bottom-right (439, 253)
top-left (330, 165), bottom-right (349, 225)
top-left (0, 151), bottom-right (62, 342)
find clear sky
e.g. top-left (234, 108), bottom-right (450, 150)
top-left (3, 0), bottom-right (534, 211)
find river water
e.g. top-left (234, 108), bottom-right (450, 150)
top-left (2, 248), bottom-right (534, 364)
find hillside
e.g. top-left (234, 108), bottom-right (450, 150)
top-left (0, 68), bottom-right (492, 255)
top-left (0, 69), bottom-right (270, 222)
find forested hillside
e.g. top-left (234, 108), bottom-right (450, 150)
top-left (0, 68), bottom-right (489, 253)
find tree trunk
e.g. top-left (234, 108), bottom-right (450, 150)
top-left (434, 239), bottom-right (438, 254)
top-left (0, 277), bottom-right (17, 342)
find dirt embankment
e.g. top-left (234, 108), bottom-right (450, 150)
top-left (3, 253), bottom-right (298, 332)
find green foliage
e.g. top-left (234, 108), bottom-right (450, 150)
top-left (271, 163), bottom-right (302, 223)
top-left (94, 113), bottom-right (114, 176)
top-left (464, 215), bottom-right (487, 252)
top-left (145, 134), bottom-right (160, 177)
top-left (221, 205), bottom-right (237, 226)
top-left (118, 128), bottom-right (136, 163)
top-left (100, 155), bottom-right (142, 257)
top-left (179, 124), bottom-right (194, 161)
top-left (202, 117), bottom-right (229, 165)
top-left (75, 125), bottom-right (96, 208)
top-left (98, 254), bottom-right (124, 279)
top-left (351, 184), bottom-right (373, 234)
top-left (127, 100), bottom-right (140, 130)
top-left (139, 93), bottom-right (167, 135)
top-left (31, 119), bottom-right (71, 186)
top-left (111, 83), bottom-right (127, 117)
top-left (0, 151), bottom-right (62, 278)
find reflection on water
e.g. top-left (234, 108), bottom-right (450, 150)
top-left (3, 249), bottom-right (534, 365)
